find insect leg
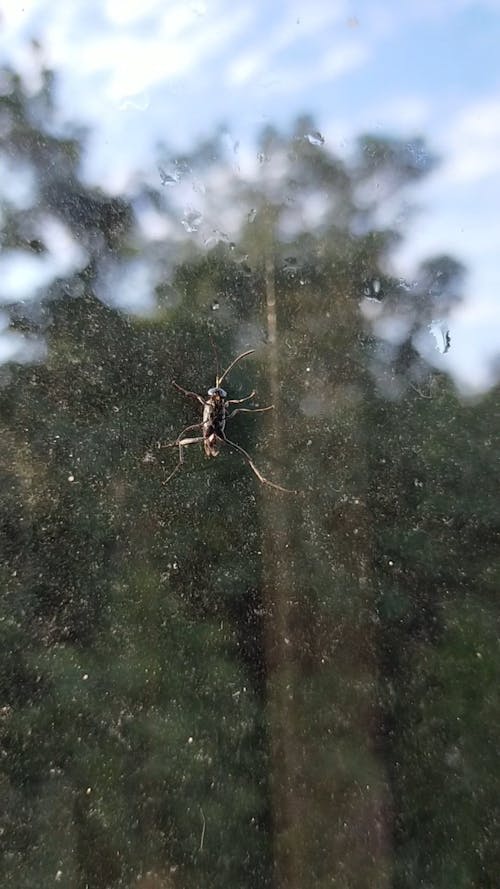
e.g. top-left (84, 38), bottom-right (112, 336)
top-left (226, 390), bottom-right (256, 405)
top-left (176, 423), bottom-right (204, 441)
top-left (218, 433), bottom-right (296, 494)
top-left (172, 381), bottom-right (206, 406)
top-left (157, 423), bottom-right (203, 449)
top-left (226, 405), bottom-right (274, 420)
top-left (163, 436), bottom-right (205, 485)
top-left (177, 436), bottom-right (205, 447)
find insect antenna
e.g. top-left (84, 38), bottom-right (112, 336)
top-left (218, 349), bottom-right (256, 386)
top-left (209, 333), bottom-right (221, 386)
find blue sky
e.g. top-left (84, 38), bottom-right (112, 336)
top-left (1, 0), bottom-right (500, 392)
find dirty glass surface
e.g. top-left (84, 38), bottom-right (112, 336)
top-left (1, 3), bottom-right (500, 888)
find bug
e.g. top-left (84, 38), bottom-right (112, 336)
top-left (160, 347), bottom-right (295, 493)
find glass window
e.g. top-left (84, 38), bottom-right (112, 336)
top-left (1, 3), bottom-right (499, 887)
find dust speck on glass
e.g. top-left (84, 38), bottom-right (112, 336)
top-left (1, 3), bottom-right (499, 888)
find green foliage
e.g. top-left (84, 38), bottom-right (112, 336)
top-left (1, 58), bottom-right (499, 889)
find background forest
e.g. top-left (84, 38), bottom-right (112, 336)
top-left (1, 62), bottom-right (499, 889)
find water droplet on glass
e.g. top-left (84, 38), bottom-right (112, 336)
top-left (429, 320), bottom-right (451, 354)
top-left (181, 209), bottom-right (203, 233)
top-left (175, 159), bottom-right (191, 176)
top-left (234, 252), bottom-right (249, 264)
top-left (363, 279), bottom-right (383, 301)
top-left (191, 176), bottom-right (206, 195)
top-left (397, 279), bottom-right (412, 291)
top-left (247, 208), bottom-right (257, 223)
top-left (204, 229), bottom-right (229, 247)
top-left (159, 167), bottom-right (180, 186)
top-left (304, 131), bottom-right (325, 146)
top-left (212, 301), bottom-right (220, 311)
top-left (283, 257), bottom-right (299, 275)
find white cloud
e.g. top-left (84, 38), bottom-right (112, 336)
top-left (104, 0), bottom-right (165, 26)
top-left (225, 0), bottom-right (361, 89)
top-left (0, 157), bottom-right (38, 209)
top-left (0, 0), bottom-right (253, 105)
top-left (66, 4), bottom-right (250, 97)
top-left (227, 38), bottom-right (369, 100)
top-left (320, 41), bottom-right (371, 79)
top-left (445, 297), bottom-right (500, 394)
top-left (440, 97), bottom-right (500, 185)
top-left (0, 218), bottom-right (87, 303)
top-left (370, 95), bottom-right (431, 132)
top-left (1, 0), bottom-right (39, 29)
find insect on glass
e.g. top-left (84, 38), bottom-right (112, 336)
top-left (162, 348), bottom-right (295, 493)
